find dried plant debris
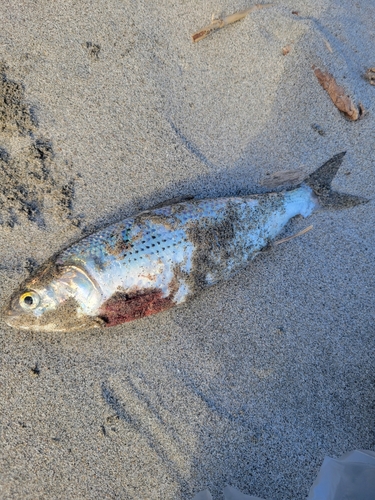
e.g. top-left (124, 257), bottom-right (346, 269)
top-left (311, 123), bottom-right (326, 136)
top-left (192, 3), bottom-right (273, 43)
top-left (364, 67), bottom-right (375, 86)
top-left (85, 42), bottom-right (101, 60)
top-left (30, 363), bottom-right (40, 377)
top-left (0, 64), bottom-right (37, 136)
top-left (313, 66), bottom-right (363, 121)
top-left (282, 45), bottom-right (291, 56)
top-left (261, 169), bottom-right (306, 189)
top-left (0, 66), bottom-right (77, 229)
top-left (274, 225), bottom-right (313, 245)
top-left (324, 39), bottom-right (333, 53)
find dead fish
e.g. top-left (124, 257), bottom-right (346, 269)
top-left (3, 153), bottom-right (367, 332)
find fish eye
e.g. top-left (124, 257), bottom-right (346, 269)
top-left (19, 291), bottom-right (40, 310)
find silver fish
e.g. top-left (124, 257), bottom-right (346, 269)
top-left (3, 153), bottom-right (367, 332)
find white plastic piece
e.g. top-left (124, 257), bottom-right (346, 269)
top-left (192, 451), bottom-right (375, 500)
top-left (192, 489), bottom-right (213, 500)
top-left (307, 450), bottom-right (375, 500)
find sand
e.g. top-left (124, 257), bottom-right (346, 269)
top-left (0, 1), bottom-right (374, 498)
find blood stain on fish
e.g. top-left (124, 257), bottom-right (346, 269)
top-left (99, 289), bottom-right (175, 326)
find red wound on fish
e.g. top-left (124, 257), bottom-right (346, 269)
top-left (98, 289), bottom-right (175, 327)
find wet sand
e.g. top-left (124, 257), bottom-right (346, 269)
top-left (1, 1), bottom-right (374, 498)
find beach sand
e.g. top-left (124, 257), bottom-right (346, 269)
top-left (0, 1), bottom-right (374, 498)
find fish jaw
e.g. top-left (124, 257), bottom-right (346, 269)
top-left (4, 313), bottom-right (99, 332)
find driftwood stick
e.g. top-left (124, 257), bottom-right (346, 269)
top-left (313, 66), bottom-right (362, 121)
top-left (274, 225), bottom-right (313, 246)
top-left (192, 4), bottom-right (273, 43)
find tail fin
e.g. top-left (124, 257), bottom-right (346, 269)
top-left (305, 152), bottom-right (369, 208)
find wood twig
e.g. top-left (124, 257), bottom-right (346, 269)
top-left (313, 66), bottom-right (363, 121)
top-left (274, 225), bottom-right (313, 246)
top-left (261, 169), bottom-right (306, 189)
top-left (192, 4), bottom-right (273, 43)
top-left (324, 39), bottom-right (333, 53)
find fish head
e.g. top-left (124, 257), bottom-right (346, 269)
top-left (3, 261), bottom-right (103, 332)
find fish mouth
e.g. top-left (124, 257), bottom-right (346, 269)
top-left (2, 303), bottom-right (21, 327)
